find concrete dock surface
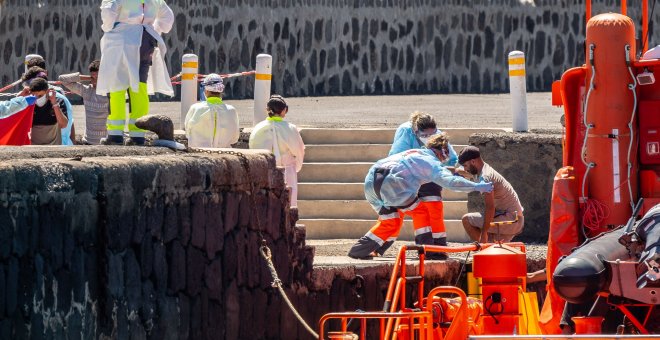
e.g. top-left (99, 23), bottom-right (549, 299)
top-left (71, 92), bottom-right (564, 129)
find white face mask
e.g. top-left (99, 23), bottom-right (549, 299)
top-left (418, 136), bottom-right (429, 146)
top-left (35, 94), bottom-right (48, 107)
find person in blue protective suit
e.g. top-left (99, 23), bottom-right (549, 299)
top-left (348, 133), bottom-right (493, 260)
top-left (388, 112), bottom-right (460, 259)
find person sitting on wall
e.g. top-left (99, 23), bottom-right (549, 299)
top-left (249, 95), bottom-right (305, 207)
top-left (22, 66), bottom-right (76, 145)
top-left (27, 78), bottom-right (69, 145)
top-left (347, 134), bottom-right (493, 260)
top-left (184, 73), bottom-right (239, 148)
top-left (458, 146), bottom-right (525, 243)
top-left (59, 60), bottom-right (110, 145)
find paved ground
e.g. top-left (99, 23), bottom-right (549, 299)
top-left (309, 239), bottom-right (548, 269)
top-left (71, 92), bottom-right (564, 130)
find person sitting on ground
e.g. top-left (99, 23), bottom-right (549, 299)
top-left (184, 73), bottom-right (239, 148)
top-left (22, 66), bottom-right (76, 145)
top-left (249, 95), bottom-right (305, 207)
top-left (458, 146), bottom-right (525, 243)
top-left (28, 78), bottom-right (69, 145)
top-left (58, 60), bottom-right (110, 145)
top-left (388, 112), bottom-right (460, 256)
top-left (347, 134), bottom-right (493, 260)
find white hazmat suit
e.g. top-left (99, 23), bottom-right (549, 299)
top-left (185, 98), bottom-right (239, 148)
top-left (97, 0), bottom-right (174, 96)
top-left (249, 117), bottom-right (305, 207)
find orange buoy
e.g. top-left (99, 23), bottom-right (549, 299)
top-left (583, 13), bottom-right (638, 227)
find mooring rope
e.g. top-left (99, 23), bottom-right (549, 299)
top-left (259, 242), bottom-right (320, 339)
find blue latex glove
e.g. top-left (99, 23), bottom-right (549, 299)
top-left (24, 95), bottom-right (36, 106)
top-left (474, 181), bottom-right (493, 193)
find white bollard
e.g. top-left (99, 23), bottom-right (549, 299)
top-left (254, 54), bottom-right (272, 125)
top-left (25, 54), bottom-right (43, 72)
top-left (180, 54), bottom-right (198, 130)
top-left (508, 51), bottom-right (528, 132)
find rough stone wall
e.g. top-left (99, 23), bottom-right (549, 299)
top-left (468, 131), bottom-right (563, 242)
top-left (0, 149), bottom-right (317, 339)
top-left (0, 0), bottom-right (654, 98)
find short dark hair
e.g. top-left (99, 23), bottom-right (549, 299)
top-left (26, 56), bottom-right (46, 69)
top-left (29, 78), bottom-right (49, 92)
top-left (88, 60), bottom-right (100, 73)
top-left (22, 66), bottom-right (48, 82)
top-left (458, 146), bottom-right (481, 165)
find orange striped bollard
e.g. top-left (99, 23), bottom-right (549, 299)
top-left (254, 54), bottom-right (272, 125)
top-left (181, 54), bottom-right (198, 129)
top-left (508, 51), bottom-right (528, 132)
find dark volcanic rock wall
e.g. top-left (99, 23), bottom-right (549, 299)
top-left (0, 0), bottom-right (652, 97)
top-left (0, 150), bottom-right (315, 339)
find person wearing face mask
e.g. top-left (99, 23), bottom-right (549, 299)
top-left (458, 146), bottom-right (525, 243)
top-left (388, 112), bottom-right (459, 259)
top-left (59, 60), bottom-right (110, 145)
top-left (97, 0), bottom-right (175, 146)
top-left (348, 133), bottom-right (493, 260)
top-left (22, 66), bottom-right (76, 145)
top-left (28, 78), bottom-right (69, 145)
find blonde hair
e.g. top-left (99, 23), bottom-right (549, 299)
top-left (426, 132), bottom-right (449, 152)
top-left (410, 111), bottom-right (436, 131)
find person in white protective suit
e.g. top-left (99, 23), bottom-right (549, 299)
top-left (184, 74), bottom-right (239, 148)
top-left (249, 95), bottom-right (305, 207)
top-left (97, 0), bottom-right (175, 145)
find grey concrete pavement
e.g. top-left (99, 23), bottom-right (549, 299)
top-left (70, 92), bottom-right (564, 130)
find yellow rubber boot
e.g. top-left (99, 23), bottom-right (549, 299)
top-left (128, 82), bottom-right (149, 141)
top-left (105, 90), bottom-right (127, 144)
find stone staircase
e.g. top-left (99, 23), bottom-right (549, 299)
top-left (297, 128), bottom-right (506, 242)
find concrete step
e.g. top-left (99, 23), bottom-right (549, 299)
top-left (300, 218), bottom-right (470, 242)
top-left (304, 144), bottom-right (468, 163)
top-left (298, 182), bottom-right (469, 201)
top-left (299, 128), bottom-right (508, 145)
top-left (304, 144), bottom-right (391, 162)
top-left (298, 200), bottom-right (467, 220)
top-left (298, 162), bottom-right (372, 182)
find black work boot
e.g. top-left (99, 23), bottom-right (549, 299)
top-left (101, 135), bottom-right (124, 145)
top-left (427, 237), bottom-right (448, 260)
top-left (124, 136), bottom-right (146, 146)
top-left (348, 236), bottom-right (380, 260)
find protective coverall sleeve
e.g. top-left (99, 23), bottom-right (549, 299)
top-left (229, 107), bottom-right (239, 145)
top-left (441, 142), bottom-right (459, 167)
top-left (58, 73), bottom-right (84, 96)
top-left (100, 0), bottom-right (120, 33)
top-left (430, 166), bottom-right (481, 192)
top-left (153, 1), bottom-right (175, 34)
top-left (183, 105), bottom-right (196, 136)
top-left (0, 97), bottom-right (28, 119)
top-left (388, 126), bottom-right (414, 156)
top-left (288, 125), bottom-right (306, 172)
